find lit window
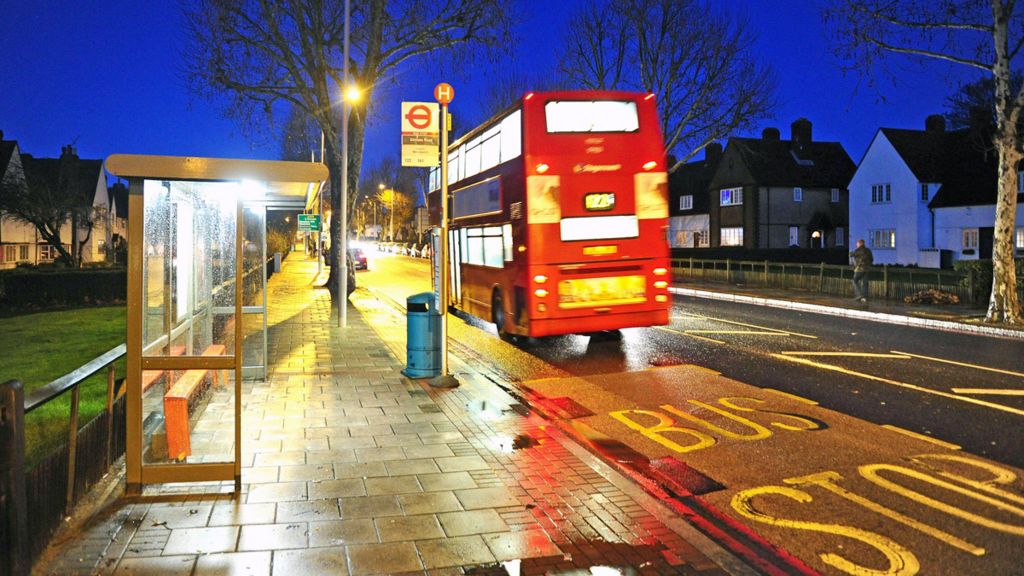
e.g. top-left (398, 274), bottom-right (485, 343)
top-left (836, 227), bottom-right (845, 246)
top-left (831, 188), bottom-right (840, 203)
top-left (560, 215), bottom-right (639, 241)
top-left (679, 195), bottom-right (693, 211)
top-left (720, 187), bottom-right (743, 206)
top-left (499, 110), bottom-right (522, 162)
top-left (1016, 227), bottom-right (1024, 249)
top-left (720, 227), bottom-right (743, 246)
top-left (788, 226), bottom-right (800, 246)
top-left (869, 229), bottom-right (896, 249)
top-left (962, 228), bottom-right (979, 249)
top-left (793, 187), bottom-right (802, 202)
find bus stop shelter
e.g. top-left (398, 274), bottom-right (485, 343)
top-left (105, 155), bottom-right (327, 493)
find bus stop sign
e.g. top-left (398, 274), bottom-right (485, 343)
top-left (434, 83), bottom-right (454, 105)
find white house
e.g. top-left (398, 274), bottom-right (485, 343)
top-left (849, 115), bottom-right (1023, 267)
top-left (0, 135), bottom-right (111, 268)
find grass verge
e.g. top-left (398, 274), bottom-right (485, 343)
top-left (0, 306), bottom-right (126, 467)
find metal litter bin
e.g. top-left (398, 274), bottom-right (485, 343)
top-left (403, 292), bottom-right (440, 378)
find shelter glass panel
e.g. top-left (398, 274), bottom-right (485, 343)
top-left (140, 179), bottom-right (238, 466)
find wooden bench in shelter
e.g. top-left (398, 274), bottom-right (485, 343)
top-left (141, 344), bottom-right (185, 393)
top-left (164, 344), bottom-right (227, 461)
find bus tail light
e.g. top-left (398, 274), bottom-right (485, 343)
top-left (655, 295), bottom-right (668, 303)
top-left (642, 160), bottom-right (658, 171)
top-left (644, 93), bottom-right (656, 101)
top-left (534, 288), bottom-right (549, 298)
top-left (654, 281), bottom-right (668, 289)
top-left (533, 274), bottom-right (547, 284)
top-left (535, 163), bottom-right (550, 174)
top-left (653, 267), bottom-right (667, 276)
top-left (537, 303), bottom-right (547, 312)
top-left (525, 92), bottom-right (535, 100)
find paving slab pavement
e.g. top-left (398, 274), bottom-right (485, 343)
top-left (35, 257), bottom-right (750, 576)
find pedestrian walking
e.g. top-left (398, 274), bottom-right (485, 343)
top-left (850, 239), bottom-right (873, 303)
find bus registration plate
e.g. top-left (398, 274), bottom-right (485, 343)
top-left (558, 275), bottom-right (646, 309)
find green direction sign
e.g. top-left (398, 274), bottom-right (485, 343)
top-left (297, 213), bottom-right (321, 232)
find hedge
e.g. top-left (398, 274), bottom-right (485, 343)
top-left (0, 268), bottom-right (126, 308)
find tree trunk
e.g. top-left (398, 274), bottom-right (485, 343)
top-left (985, 140), bottom-right (1022, 323)
top-left (323, 108), bottom-right (369, 302)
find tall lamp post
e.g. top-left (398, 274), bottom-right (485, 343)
top-left (337, 0), bottom-right (356, 328)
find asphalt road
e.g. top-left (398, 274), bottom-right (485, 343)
top-left (355, 251), bottom-right (1024, 576)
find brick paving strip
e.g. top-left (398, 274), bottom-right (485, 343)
top-left (35, 258), bottom-right (751, 576)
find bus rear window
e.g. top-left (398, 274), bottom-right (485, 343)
top-left (545, 101), bottom-right (639, 133)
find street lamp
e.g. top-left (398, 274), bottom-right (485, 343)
top-left (338, 0), bottom-right (355, 329)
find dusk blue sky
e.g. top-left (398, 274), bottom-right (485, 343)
top-left (1, 1), bottom-right (982, 178)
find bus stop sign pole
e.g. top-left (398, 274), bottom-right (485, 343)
top-left (431, 83), bottom-right (458, 389)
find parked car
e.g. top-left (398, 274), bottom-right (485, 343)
top-left (349, 246), bottom-right (367, 270)
top-left (409, 243), bottom-right (421, 258)
top-left (419, 243), bottom-right (432, 259)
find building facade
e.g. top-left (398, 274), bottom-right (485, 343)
top-left (707, 119), bottom-right (854, 251)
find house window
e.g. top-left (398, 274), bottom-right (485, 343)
top-left (39, 244), bottom-right (65, 261)
top-left (831, 188), bottom-right (840, 203)
top-left (793, 187), bottom-right (802, 202)
top-left (788, 226), bottom-right (800, 247)
top-left (920, 183), bottom-right (929, 201)
top-left (871, 183), bottom-right (893, 204)
top-left (1018, 172), bottom-right (1024, 193)
top-left (679, 195), bottom-right (693, 211)
top-left (2, 245), bottom-right (14, 263)
top-left (962, 228), bottom-right (979, 250)
top-left (696, 230), bottom-right (710, 247)
top-left (720, 187), bottom-right (743, 206)
top-left (869, 229), bottom-right (896, 249)
top-left (836, 227), bottom-right (845, 246)
top-left (1016, 227), bottom-right (1024, 249)
top-left (18, 245), bottom-right (28, 261)
top-left (720, 227), bottom-right (743, 246)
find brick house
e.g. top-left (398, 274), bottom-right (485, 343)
top-left (707, 119), bottom-right (855, 250)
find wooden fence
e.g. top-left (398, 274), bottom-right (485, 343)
top-left (670, 258), bottom-right (989, 303)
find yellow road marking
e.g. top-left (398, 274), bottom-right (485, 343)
top-left (892, 350), bottom-right (1024, 378)
top-left (673, 314), bottom-right (818, 339)
top-left (951, 388), bottom-right (1024, 396)
top-left (780, 351), bottom-right (911, 359)
top-left (761, 388), bottom-right (819, 405)
top-left (687, 330), bottom-right (794, 336)
top-left (655, 326), bottom-right (725, 344)
top-left (881, 425), bottom-right (962, 450)
top-left (772, 354), bottom-right (1024, 417)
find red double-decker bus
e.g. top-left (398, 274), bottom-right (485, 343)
top-left (428, 90), bottom-right (670, 339)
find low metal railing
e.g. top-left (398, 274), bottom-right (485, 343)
top-left (1, 344), bottom-right (125, 576)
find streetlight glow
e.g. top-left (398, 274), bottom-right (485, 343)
top-left (344, 85), bottom-right (361, 103)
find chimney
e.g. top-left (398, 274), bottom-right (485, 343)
top-left (925, 115), bottom-right (946, 132)
top-left (791, 118), bottom-right (812, 152)
top-left (762, 127), bottom-right (780, 141)
top-left (704, 143), bottom-right (722, 163)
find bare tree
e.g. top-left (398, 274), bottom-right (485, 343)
top-left (359, 156), bottom-right (418, 241)
top-left (280, 105), bottom-right (323, 162)
top-left (183, 0), bottom-right (510, 299)
top-left (826, 0), bottom-right (1023, 324)
top-left (560, 0), bottom-right (775, 171)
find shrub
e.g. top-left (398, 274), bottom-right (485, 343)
top-left (0, 268), bottom-right (126, 309)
